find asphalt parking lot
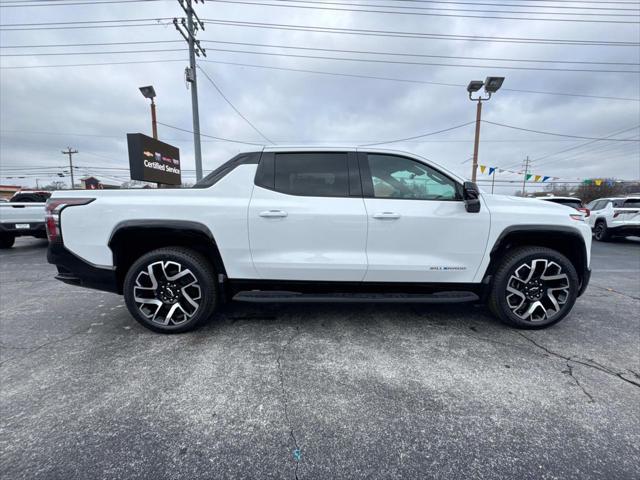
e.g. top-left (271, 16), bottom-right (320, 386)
top-left (1, 238), bottom-right (639, 480)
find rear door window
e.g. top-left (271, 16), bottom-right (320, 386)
top-left (273, 153), bottom-right (349, 197)
top-left (622, 199), bottom-right (640, 208)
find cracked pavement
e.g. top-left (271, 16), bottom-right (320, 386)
top-left (1, 237), bottom-right (639, 479)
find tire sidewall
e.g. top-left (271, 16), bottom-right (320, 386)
top-left (0, 234), bottom-right (15, 249)
top-left (594, 221), bottom-right (608, 241)
top-left (491, 248), bottom-right (579, 329)
top-left (123, 248), bottom-right (217, 333)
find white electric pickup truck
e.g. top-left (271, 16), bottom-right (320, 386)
top-left (46, 148), bottom-right (592, 333)
top-left (0, 191), bottom-right (50, 248)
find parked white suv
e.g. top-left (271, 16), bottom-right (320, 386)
top-left (46, 148), bottom-right (592, 333)
top-left (586, 196), bottom-right (640, 241)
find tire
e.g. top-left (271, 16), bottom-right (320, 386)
top-left (488, 246), bottom-right (579, 329)
top-left (0, 234), bottom-right (15, 249)
top-left (593, 220), bottom-right (610, 242)
top-left (123, 247), bottom-right (218, 333)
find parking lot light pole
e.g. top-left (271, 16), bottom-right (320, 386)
top-left (467, 76), bottom-right (505, 183)
top-left (139, 86), bottom-right (163, 188)
top-left (139, 85), bottom-right (158, 140)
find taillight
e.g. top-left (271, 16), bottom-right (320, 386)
top-left (613, 212), bottom-right (620, 218)
top-left (45, 198), bottom-right (94, 242)
top-left (570, 213), bottom-right (585, 222)
top-left (577, 207), bottom-right (590, 218)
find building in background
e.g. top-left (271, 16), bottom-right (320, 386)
top-left (80, 176), bottom-right (121, 190)
top-left (0, 185), bottom-right (22, 200)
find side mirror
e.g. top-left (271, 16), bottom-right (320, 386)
top-left (463, 181), bottom-right (481, 213)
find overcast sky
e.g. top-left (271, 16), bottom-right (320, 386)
top-left (1, 0), bottom-right (639, 194)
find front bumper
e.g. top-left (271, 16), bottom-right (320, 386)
top-left (47, 242), bottom-right (120, 294)
top-left (0, 221), bottom-right (46, 238)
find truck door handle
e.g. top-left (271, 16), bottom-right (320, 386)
top-left (259, 210), bottom-right (288, 218)
top-left (373, 212), bottom-right (401, 219)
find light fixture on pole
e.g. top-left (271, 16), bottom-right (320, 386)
top-left (467, 76), bottom-right (504, 183)
top-left (139, 85), bottom-right (158, 140)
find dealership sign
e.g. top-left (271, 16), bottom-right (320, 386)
top-left (127, 133), bottom-right (181, 185)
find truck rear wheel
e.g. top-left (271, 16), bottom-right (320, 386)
top-left (123, 247), bottom-right (218, 333)
top-left (488, 246), bottom-right (579, 329)
top-left (0, 234), bottom-right (15, 249)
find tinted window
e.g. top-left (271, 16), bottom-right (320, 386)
top-left (590, 200), bottom-right (606, 210)
top-left (274, 153), bottom-right (349, 197)
top-left (365, 154), bottom-right (460, 200)
top-left (11, 192), bottom-right (51, 202)
top-left (613, 199), bottom-right (640, 208)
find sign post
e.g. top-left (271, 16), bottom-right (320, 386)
top-left (126, 133), bottom-right (181, 186)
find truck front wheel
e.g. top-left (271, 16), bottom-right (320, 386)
top-left (123, 247), bottom-right (218, 333)
top-left (0, 234), bottom-right (15, 249)
top-left (488, 246), bottom-right (579, 329)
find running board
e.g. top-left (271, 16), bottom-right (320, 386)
top-left (233, 291), bottom-right (479, 304)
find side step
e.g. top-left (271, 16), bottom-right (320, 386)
top-left (233, 290), bottom-right (479, 304)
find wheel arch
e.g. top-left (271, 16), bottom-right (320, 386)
top-left (108, 220), bottom-right (226, 294)
top-left (483, 225), bottom-right (588, 294)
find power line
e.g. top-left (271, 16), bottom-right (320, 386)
top-left (360, 121), bottom-right (476, 145)
top-left (321, 0), bottom-right (640, 11)
top-left (0, 40), bottom-right (183, 48)
top-left (197, 46), bottom-right (640, 73)
top-left (0, 130), bottom-right (603, 144)
top-left (3, 17), bottom-right (637, 46)
top-left (157, 121), bottom-right (265, 145)
top-left (197, 65), bottom-right (274, 144)
top-left (539, 133), bottom-right (639, 166)
top-left (199, 39), bottom-right (637, 66)
top-left (1, 48), bottom-right (186, 56)
top-left (201, 18), bottom-right (639, 47)
top-left (0, 17), bottom-right (172, 26)
top-left (207, 0), bottom-right (640, 23)
top-left (0, 22), bottom-right (167, 31)
top-left (483, 120), bottom-right (640, 141)
top-left (500, 124), bottom-right (640, 169)
top-left (0, 52), bottom-right (637, 102)
top-left (255, 0), bottom-right (638, 16)
top-left (201, 59), bottom-right (640, 102)
top-left (4, 39), bottom-right (635, 67)
top-left (5, 46), bottom-right (635, 73)
top-left (0, 58), bottom-right (186, 69)
top-left (0, 0), bottom-right (169, 6)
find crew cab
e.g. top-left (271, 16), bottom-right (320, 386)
top-left (0, 191), bottom-right (50, 248)
top-left (46, 148), bottom-right (592, 333)
top-left (586, 196), bottom-right (640, 241)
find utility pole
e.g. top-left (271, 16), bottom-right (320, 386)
top-left (174, 0), bottom-right (206, 181)
top-left (61, 147), bottom-right (78, 190)
top-left (521, 156), bottom-right (531, 197)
